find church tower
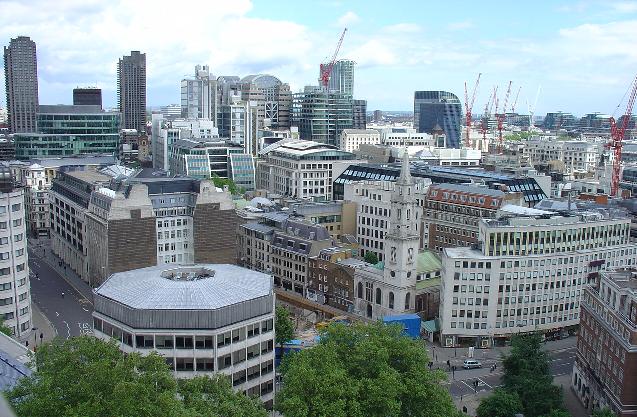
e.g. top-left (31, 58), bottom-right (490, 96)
top-left (383, 149), bottom-right (420, 310)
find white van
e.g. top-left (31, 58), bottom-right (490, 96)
top-left (462, 359), bottom-right (482, 369)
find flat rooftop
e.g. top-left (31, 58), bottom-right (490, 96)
top-left (95, 264), bottom-right (272, 310)
top-left (602, 270), bottom-right (637, 291)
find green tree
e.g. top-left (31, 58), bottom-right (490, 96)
top-left (477, 389), bottom-right (523, 417)
top-left (6, 336), bottom-right (267, 417)
top-left (500, 333), bottom-right (565, 417)
top-left (276, 322), bottom-right (460, 417)
top-left (179, 374), bottom-right (268, 417)
top-left (540, 410), bottom-right (571, 417)
top-left (364, 251), bottom-right (379, 265)
top-left (0, 317), bottom-right (13, 336)
top-left (592, 409), bottom-right (616, 417)
top-left (276, 305), bottom-right (294, 348)
top-left (210, 175), bottom-right (244, 196)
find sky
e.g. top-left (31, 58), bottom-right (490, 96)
top-left (2, 0), bottom-right (637, 116)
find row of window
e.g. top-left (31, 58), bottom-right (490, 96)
top-left (94, 317), bottom-right (274, 350)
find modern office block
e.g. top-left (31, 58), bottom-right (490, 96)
top-left (118, 51), bottom-right (146, 132)
top-left (414, 91), bottom-right (462, 148)
top-left (3, 36), bottom-right (39, 133)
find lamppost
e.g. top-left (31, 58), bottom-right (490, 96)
top-left (32, 327), bottom-right (38, 348)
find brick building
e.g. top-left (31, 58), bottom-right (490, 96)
top-left (572, 269), bottom-right (637, 416)
top-left (307, 246), bottom-right (365, 312)
top-left (422, 183), bottom-right (523, 253)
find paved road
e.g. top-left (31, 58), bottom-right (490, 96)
top-left (28, 247), bottom-right (93, 339)
top-left (447, 345), bottom-right (577, 397)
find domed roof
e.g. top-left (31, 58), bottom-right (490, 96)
top-left (240, 74), bottom-right (282, 89)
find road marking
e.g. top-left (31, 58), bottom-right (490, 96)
top-left (82, 307), bottom-right (89, 312)
top-left (477, 378), bottom-right (492, 389)
top-left (55, 311), bottom-right (59, 317)
top-left (78, 322), bottom-right (93, 336)
top-left (460, 380), bottom-right (474, 391)
top-left (62, 321), bottom-right (70, 339)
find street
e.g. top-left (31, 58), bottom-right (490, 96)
top-left (28, 245), bottom-right (93, 339)
top-left (445, 344), bottom-right (576, 398)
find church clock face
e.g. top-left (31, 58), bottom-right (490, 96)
top-left (407, 248), bottom-right (414, 264)
top-left (390, 247), bottom-right (397, 263)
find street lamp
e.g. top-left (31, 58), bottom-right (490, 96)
top-left (32, 327), bottom-right (38, 348)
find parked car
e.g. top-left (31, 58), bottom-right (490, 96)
top-left (463, 359), bottom-right (482, 369)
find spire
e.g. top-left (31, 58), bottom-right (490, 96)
top-left (397, 147), bottom-right (413, 185)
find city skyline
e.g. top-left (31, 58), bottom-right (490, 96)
top-left (0, 0), bottom-right (637, 116)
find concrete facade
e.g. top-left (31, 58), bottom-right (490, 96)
top-left (572, 269), bottom-right (637, 416)
top-left (93, 264), bottom-right (275, 407)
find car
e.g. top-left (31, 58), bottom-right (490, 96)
top-left (463, 359), bottom-right (482, 369)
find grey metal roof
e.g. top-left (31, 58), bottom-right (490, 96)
top-left (243, 222), bottom-right (275, 234)
top-left (0, 333), bottom-right (32, 391)
top-left (95, 264), bottom-right (272, 310)
top-left (431, 183), bottom-right (506, 197)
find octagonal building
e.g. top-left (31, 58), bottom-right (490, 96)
top-left (92, 264), bottom-right (275, 406)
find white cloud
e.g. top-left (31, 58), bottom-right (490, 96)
top-left (610, 1), bottom-right (637, 13)
top-left (337, 11), bottom-right (360, 26)
top-left (447, 20), bottom-right (474, 31)
top-left (0, 0), bottom-right (315, 106)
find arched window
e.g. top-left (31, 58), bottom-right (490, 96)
top-left (405, 292), bottom-right (411, 310)
top-left (375, 288), bottom-right (382, 305)
top-left (389, 292), bottom-right (395, 309)
top-left (357, 282), bottom-right (363, 299)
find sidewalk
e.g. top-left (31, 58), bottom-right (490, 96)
top-left (555, 374), bottom-right (589, 417)
top-left (30, 303), bottom-right (57, 348)
top-left (28, 237), bottom-right (93, 303)
top-left (454, 390), bottom-right (490, 417)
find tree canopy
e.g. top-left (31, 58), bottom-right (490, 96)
top-left (364, 252), bottom-right (379, 265)
top-left (476, 389), bottom-right (523, 417)
top-left (276, 322), bottom-right (461, 417)
top-left (479, 333), bottom-right (566, 417)
top-left (592, 409), bottom-right (616, 417)
top-left (0, 317), bottom-right (12, 336)
top-left (210, 175), bottom-right (244, 196)
top-left (6, 336), bottom-right (267, 417)
top-left (276, 305), bottom-right (294, 347)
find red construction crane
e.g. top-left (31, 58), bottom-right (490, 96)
top-left (319, 28), bottom-right (348, 88)
top-left (496, 81), bottom-right (512, 153)
top-left (464, 73), bottom-right (481, 148)
top-left (609, 74), bottom-right (637, 197)
top-left (481, 86), bottom-right (498, 143)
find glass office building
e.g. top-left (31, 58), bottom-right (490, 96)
top-left (14, 105), bottom-right (120, 159)
top-left (414, 91), bottom-right (462, 149)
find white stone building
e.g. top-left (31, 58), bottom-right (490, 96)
top-left (354, 153), bottom-right (421, 320)
top-left (343, 178), bottom-right (430, 262)
top-left (93, 264), bottom-right (275, 407)
top-left (522, 138), bottom-right (606, 175)
top-left (256, 140), bottom-right (361, 201)
top-left (0, 176), bottom-right (32, 341)
top-left (439, 203), bottom-right (637, 348)
top-left (339, 129), bottom-right (381, 153)
top-left (380, 127), bottom-right (445, 148)
top-left (151, 115), bottom-right (218, 171)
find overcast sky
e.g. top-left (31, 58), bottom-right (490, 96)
top-left (2, 0), bottom-right (637, 116)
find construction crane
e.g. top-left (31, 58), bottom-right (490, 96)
top-left (481, 86), bottom-right (498, 143)
top-left (496, 81), bottom-right (513, 153)
top-left (319, 28), bottom-right (348, 88)
top-left (511, 86), bottom-right (522, 114)
top-left (608, 74), bottom-right (637, 197)
top-left (526, 85), bottom-right (542, 130)
top-left (464, 73), bottom-right (481, 148)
